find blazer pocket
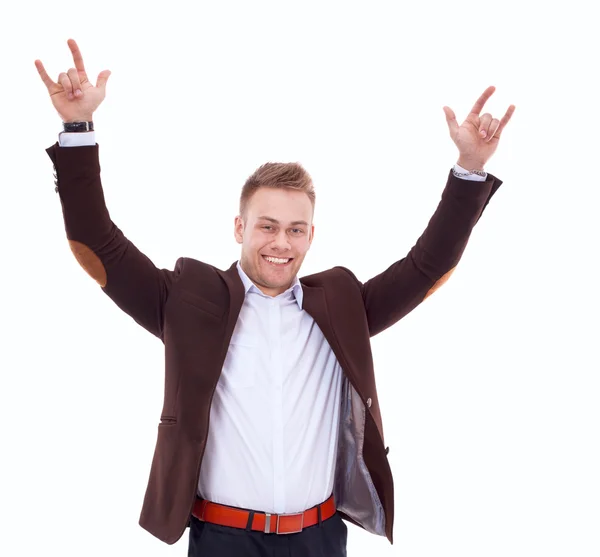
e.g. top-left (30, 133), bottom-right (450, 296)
top-left (178, 290), bottom-right (223, 319)
top-left (159, 416), bottom-right (177, 426)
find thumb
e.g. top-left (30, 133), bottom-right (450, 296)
top-left (96, 70), bottom-right (111, 90)
top-left (443, 106), bottom-right (459, 137)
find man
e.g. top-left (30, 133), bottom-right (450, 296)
top-left (35, 39), bottom-right (515, 557)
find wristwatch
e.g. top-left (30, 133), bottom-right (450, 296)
top-left (63, 121), bottom-right (94, 132)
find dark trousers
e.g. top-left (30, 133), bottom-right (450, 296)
top-left (188, 512), bottom-right (347, 557)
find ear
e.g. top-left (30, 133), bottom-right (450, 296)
top-left (234, 215), bottom-right (244, 244)
top-left (308, 224), bottom-right (315, 247)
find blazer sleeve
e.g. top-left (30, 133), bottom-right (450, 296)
top-left (46, 142), bottom-right (182, 341)
top-left (350, 170), bottom-right (503, 337)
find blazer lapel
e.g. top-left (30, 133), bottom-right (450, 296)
top-left (222, 261), bottom-right (246, 343)
top-left (301, 282), bottom-right (359, 388)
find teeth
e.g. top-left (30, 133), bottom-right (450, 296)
top-left (265, 256), bottom-right (289, 264)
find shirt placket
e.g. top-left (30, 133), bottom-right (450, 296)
top-left (268, 296), bottom-right (286, 512)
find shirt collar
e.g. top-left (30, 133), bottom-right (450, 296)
top-left (236, 261), bottom-right (303, 308)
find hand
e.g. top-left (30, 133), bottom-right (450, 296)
top-left (35, 38), bottom-right (111, 123)
top-left (443, 86), bottom-right (515, 170)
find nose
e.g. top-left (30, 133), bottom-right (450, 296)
top-left (271, 230), bottom-right (291, 251)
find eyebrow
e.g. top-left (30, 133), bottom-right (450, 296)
top-left (257, 216), bottom-right (309, 226)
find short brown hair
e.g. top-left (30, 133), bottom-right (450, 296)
top-left (240, 162), bottom-right (315, 218)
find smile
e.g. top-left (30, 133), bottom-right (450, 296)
top-left (262, 255), bottom-right (293, 266)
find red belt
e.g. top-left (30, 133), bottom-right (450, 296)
top-left (192, 494), bottom-right (336, 535)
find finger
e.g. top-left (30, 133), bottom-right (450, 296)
top-left (443, 106), bottom-right (459, 137)
top-left (469, 85), bottom-right (496, 116)
top-left (487, 118), bottom-right (501, 141)
top-left (478, 112), bottom-right (493, 138)
top-left (58, 72), bottom-right (74, 98)
top-left (35, 59), bottom-right (57, 91)
top-left (95, 69), bottom-right (111, 91)
top-left (67, 38), bottom-right (86, 74)
top-left (495, 104), bottom-right (516, 137)
top-left (67, 67), bottom-right (83, 97)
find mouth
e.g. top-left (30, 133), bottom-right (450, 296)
top-left (262, 255), bottom-right (294, 267)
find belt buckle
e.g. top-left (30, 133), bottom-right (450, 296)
top-left (276, 511), bottom-right (304, 534)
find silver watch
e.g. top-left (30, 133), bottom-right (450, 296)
top-left (453, 168), bottom-right (486, 178)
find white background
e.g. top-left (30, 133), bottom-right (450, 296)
top-left (1, 1), bottom-right (599, 556)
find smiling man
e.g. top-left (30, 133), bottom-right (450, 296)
top-left (236, 166), bottom-right (315, 296)
top-left (36, 39), bottom-right (514, 557)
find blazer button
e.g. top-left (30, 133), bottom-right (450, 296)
top-left (366, 397), bottom-right (372, 408)
top-left (385, 446), bottom-right (390, 455)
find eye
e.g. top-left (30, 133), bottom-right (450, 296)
top-left (291, 228), bottom-right (304, 235)
top-left (262, 226), bottom-right (273, 231)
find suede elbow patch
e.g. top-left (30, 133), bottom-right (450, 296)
top-left (424, 267), bottom-right (455, 300)
top-left (68, 240), bottom-right (107, 287)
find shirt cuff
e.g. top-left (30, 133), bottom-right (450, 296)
top-left (58, 131), bottom-right (96, 147)
top-left (452, 163), bottom-right (487, 181)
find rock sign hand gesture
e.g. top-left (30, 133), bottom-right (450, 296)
top-left (35, 40), bottom-right (515, 173)
top-left (34, 38), bottom-right (111, 123)
top-left (444, 86), bottom-right (516, 171)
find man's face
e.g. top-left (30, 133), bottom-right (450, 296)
top-left (234, 187), bottom-right (314, 297)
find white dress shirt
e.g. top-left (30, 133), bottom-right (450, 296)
top-left (56, 130), bottom-right (487, 515)
top-left (196, 263), bottom-right (345, 513)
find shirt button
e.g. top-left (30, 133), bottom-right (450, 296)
top-left (366, 397), bottom-right (372, 408)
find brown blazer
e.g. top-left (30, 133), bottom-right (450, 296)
top-left (46, 143), bottom-right (503, 545)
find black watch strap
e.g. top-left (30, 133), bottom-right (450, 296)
top-left (63, 121), bottom-right (94, 132)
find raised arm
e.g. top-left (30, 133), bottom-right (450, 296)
top-left (36, 39), bottom-right (181, 340)
top-left (360, 86), bottom-right (515, 336)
